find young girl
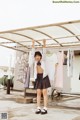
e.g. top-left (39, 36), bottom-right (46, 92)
top-left (29, 40), bottom-right (51, 115)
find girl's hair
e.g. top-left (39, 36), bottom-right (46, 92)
top-left (34, 51), bottom-right (42, 58)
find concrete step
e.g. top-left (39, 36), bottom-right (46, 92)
top-left (26, 89), bottom-right (36, 94)
top-left (25, 89), bottom-right (37, 97)
top-left (16, 96), bottom-right (33, 104)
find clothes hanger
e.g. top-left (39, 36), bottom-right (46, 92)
top-left (46, 49), bottom-right (54, 57)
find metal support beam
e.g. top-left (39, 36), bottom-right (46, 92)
top-left (0, 36), bottom-right (29, 49)
top-left (59, 25), bottom-right (80, 41)
top-left (0, 20), bottom-right (79, 33)
top-left (11, 32), bottom-right (42, 46)
top-left (0, 44), bottom-right (26, 53)
top-left (31, 29), bottom-right (63, 47)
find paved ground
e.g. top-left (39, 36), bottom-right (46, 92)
top-left (0, 89), bottom-right (80, 120)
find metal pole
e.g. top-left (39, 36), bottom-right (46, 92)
top-left (7, 55), bottom-right (12, 94)
top-left (7, 79), bottom-right (10, 94)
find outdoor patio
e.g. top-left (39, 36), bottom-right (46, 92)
top-left (0, 89), bottom-right (80, 120)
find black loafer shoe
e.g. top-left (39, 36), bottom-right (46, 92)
top-left (35, 109), bottom-right (41, 114)
top-left (41, 109), bottom-right (48, 115)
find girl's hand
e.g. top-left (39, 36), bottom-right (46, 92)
top-left (32, 40), bottom-right (35, 48)
top-left (43, 40), bottom-right (46, 48)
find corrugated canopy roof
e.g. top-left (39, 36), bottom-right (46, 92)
top-left (0, 20), bottom-right (80, 52)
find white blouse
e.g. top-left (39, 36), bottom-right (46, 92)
top-left (28, 48), bottom-right (47, 79)
top-left (28, 48), bottom-right (58, 80)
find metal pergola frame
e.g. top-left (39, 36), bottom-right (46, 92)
top-left (0, 19), bottom-right (80, 52)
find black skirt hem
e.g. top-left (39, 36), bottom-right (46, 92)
top-left (35, 74), bottom-right (51, 90)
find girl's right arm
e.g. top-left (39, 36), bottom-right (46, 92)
top-left (28, 40), bottom-right (35, 67)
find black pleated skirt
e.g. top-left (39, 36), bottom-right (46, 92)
top-left (35, 73), bottom-right (51, 89)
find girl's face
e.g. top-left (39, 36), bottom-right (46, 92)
top-left (35, 55), bottom-right (42, 61)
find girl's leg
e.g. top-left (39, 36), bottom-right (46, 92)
top-left (35, 89), bottom-right (42, 114)
top-left (42, 89), bottom-right (48, 108)
top-left (41, 89), bottom-right (48, 114)
top-left (37, 89), bottom-right (42, 108)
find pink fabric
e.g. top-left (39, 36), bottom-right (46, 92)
top-left (54, 51), bottom-right (64, 89)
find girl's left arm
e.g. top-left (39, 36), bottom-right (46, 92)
top-left (28, 40), bottom-right (35, 67)
top-left (42, 40), bottom-right (46, 61)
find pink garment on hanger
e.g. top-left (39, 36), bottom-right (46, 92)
top-left (54, 51), bottom-right (64, 90)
